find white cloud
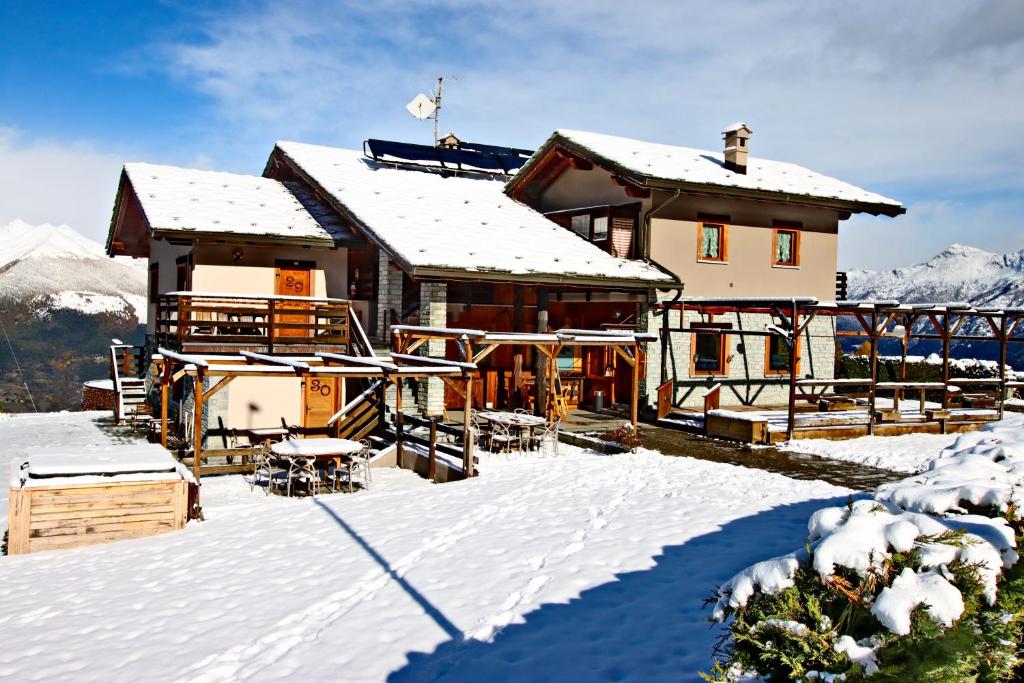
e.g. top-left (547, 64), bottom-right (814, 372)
top-left (0, 128), bottom-right (126, 243)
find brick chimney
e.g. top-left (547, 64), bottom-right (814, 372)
top-left (722, 122), bottom-right (751, 174)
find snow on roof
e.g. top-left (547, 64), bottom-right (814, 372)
top-left (124, 162), bottom-right (344, 243)
top-left (545, 129), bottom-right (903, 210)
top-left (722, 122), bottom-right (751, 134)
top-left (275, 141), bottom-right (675, 285)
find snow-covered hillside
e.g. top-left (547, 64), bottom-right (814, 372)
top-left (848, 243), bottom-right (1024, 308)
top-left (0, 220), bottom-right (146, 321)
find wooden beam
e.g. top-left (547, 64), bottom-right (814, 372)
top-left (630, 343), bottom-right (640, 428)
top-left (440, 375), bottom-right (466, 400)
top-left (203, 375), bottom-right (234, 401)
top-left (394, 377), bottom-right (404, 467)
top-left (471, 343), bottom-right (501, 364)
top-left (192, 369), bottom-right (205, 512)
top-left (787, 301), bottom-right (800, 440)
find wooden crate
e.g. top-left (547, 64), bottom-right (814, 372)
top-left (706, 413), bottom-right (770, 444)
top-left (8, 477), bottom-right (189, 555)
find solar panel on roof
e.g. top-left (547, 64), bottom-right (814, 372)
top-left (364, 138), bottom-right (533, 174)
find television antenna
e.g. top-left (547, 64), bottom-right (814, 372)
top-left (405, 75), bottom-right (456, 145)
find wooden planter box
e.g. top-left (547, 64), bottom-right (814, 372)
top-left (8, 446), bottom-right (191, 555)
top-left (706, 412), bottom-right (770, 444)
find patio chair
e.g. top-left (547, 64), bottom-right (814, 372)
top-left (251, 444), bottom-right (289, 495)
top-left (326, 439), bottom-right (372, 493)
top-left (287, 455), bottom-right (323, 497)
top-left (537, 419), bottom-right (561, 457)
top-left (488, 422), bottom-right (519, 455)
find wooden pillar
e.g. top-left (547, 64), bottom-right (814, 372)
top-left (535, 288), bottom-right (549, 417)
top-left (192, 369), bottom-right (205, 496)
top-left (941, 313), bottom-right (951, 409)
top-left (394, 376), bottom-right (404, 467)
top-left (547, 345), bottom-right (558, 423)
top-left (630, 343), bottom-right (640, 429)
top-left (898, 313), bottom-right (909, 405)
top-left (786, 300), bottom-right (800, 441)
top-left (867, 311), bottom-right (879, 435)
top-left (463, 375), bottom-right (474, 477)
top-left (428, 417), bottom-right (437, 482)
top-left (999, 313), bottom-right (1008, 420)
top-left (160, 361), bottom-right (170, 448)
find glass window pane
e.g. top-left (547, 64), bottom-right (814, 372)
top-left (701, 224), bottom-right (721, 259)
top-left (768, 336), bottom-right (791, 371)
top-left (571, 214), bottom-right (590, 237)
top-left (593, 216), bottom-right (608, 240)
top-left (776, 231), bottom-right (794, 265)
top-left (694, 332), bottom-right (723, 372)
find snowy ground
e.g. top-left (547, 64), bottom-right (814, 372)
top-left (0, 412), bottom-right (852, 682)
top-left (780, 413), bottom-right (1024, 474)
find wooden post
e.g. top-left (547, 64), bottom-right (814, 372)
top-left (941, 312), bottom-right (951, 409)
top-left (867, 311), bottom-right (879, 435)
top-left (192, 368), bottom-right (204, 513)
top-left (547, 344), bottom-right (558, 423)
top-left (786, 300), bottom-right (800, 441)
top-left (160, 361), bottom-right (170, 448)
top-left (394, 376), bottom-right (404, 468)
top-left (661, 302), bottom-right (670, 384)
top-left (535, 288), bottom-right (549, 417)
top-left (428, 417), bottom-right (437, 482)
top-left (630, 342), bottom-right (640, 429)
top-left (998, 313), bottom-right (1008, 420)
top-left (898, 313), bottom-right (909, 406)
top-left (463, 375), bottom-right (474, 477)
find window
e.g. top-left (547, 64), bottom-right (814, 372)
top-left (691, 323), bottom-right (730, 375)
top-left (697, 222), bottom-right (727, 262)
top-left (593, 216), bottom-right (608, 241)
top-left (765, 335), bottom-right (799, 375)
top-left (772, 228), bottom-right (800, 267)
top-left (148, 263), bottom-right (159, 304)
top-left (570, 214), bottom-right (590, 238)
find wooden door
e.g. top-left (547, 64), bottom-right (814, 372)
top-left (302, 377), bottom-right (341, 434)
top-left (274, 261), bottom-right (313, 339)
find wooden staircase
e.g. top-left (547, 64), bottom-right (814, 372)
top-left (110, 344), bottom-right (150, 424)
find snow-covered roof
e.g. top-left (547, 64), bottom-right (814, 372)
top-left (273, 141), bottom-right (676, 286)
top-left (722, 122), bottom-right (751, 134)
top-left (122, 163), bottom-right (345, 244)
top-left (518, 130), bottom-right (904, 214)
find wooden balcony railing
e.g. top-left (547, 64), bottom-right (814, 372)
top-left (155, 292), bottom-right (350, 352)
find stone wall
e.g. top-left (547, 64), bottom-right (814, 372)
top-left (376, 252), bottom-right (403, 340)
top-left (417, 281), bottom-right (447, 416)
top-left (644, 307), bottom-right (837, 409)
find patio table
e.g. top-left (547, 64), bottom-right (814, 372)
top-left (477, 411), bottom-right (548, 452)
top-left (271, 438), bottom-right (366, 493)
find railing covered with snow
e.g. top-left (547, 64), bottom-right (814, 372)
top-left (154, 292), bottom-right (350, 352)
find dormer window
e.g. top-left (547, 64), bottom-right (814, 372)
top-left (545, 204), bottom-right (638, 256)
top-left (570, 214), bottom-right (590, 238)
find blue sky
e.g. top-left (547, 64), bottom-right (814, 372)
top-left (1, 0), bottom-right (1022, 269)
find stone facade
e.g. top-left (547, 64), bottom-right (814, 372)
top-left (417, 281), bottom-right (448, 416)
top-left (644, 305), bottom-right (837, 409)
top-left (376, 252), bottom-right (403, 340)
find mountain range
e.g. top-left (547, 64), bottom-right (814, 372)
top-left (0, 221), bottom-right (146, 412)
top-left (848, 243), bottom-right (1024, 367)
top-left (848, 243), bottom-right (1024, 308)
top-left (0, 219), bottom-right (146, 320)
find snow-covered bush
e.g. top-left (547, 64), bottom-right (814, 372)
top-left (838, 354), bottom-right (1010, 383)
top-left (705, 417), bottom-right (1024, 681)
top-left (603, 424), bottom-right (645, 452)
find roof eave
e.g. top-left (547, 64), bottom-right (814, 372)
top-left (410, 265), bottom-right (679, 290)
top-left (643, 179), bottom-right (906, 218)
top-left (512, 133), bottom-right (906, 218)
top-left (150, 228), bottom-right (337, 248)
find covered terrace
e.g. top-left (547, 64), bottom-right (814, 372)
top-left (656, 297), bottom-right (1024, 443)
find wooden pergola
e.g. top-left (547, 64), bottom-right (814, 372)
top-left (658, 297), bottom-right (1024, 440)
top-left (391, 325), bottom-right (655, 427)
top-left (152, 347), bottom-right (477, 507)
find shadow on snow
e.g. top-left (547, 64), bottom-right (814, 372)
top-left (381, 494), bottom-right (854, 683)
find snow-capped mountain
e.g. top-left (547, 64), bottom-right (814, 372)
top-left (0, 220), bottom-right (146, 321)
top-left (848, 243), bottom-right (1024, 308)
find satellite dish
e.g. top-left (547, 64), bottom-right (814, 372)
top-left (406, 93), bottom-right (436, 120)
